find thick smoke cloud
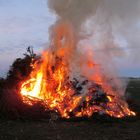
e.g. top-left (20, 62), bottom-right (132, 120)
top-left (48, 0), bottom-right (140, 60)
top-left (48, 0), bottom-right (101, 36)
top-left (47, 0), bottom-right (140, 94)
top-left (90, 0), bottom-right (140, 76)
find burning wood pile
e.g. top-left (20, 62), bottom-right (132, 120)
top-left (0, 22), bottom-right (136, 120)
top-left (17, 23), bottom-right (135, 119)
top-left (0, 0), bottom-right (138, 122)
top-left (19, 53), bottom-right (135, 119)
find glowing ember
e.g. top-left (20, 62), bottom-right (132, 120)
top-left (20, 23), bottom-right (135, 119)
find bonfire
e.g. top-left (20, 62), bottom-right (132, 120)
top-left (19, 22), bottom-right (135, 119)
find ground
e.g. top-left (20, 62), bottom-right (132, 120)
top-left (0, 115), bottom-right (140, 140)
top-left (0, 78), bottom-right (140, 140)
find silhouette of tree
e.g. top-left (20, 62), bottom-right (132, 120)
top-left (6, 46), bottom-right (37, 88)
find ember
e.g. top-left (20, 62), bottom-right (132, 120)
top-left (19, 23), bottom-right (135, 119)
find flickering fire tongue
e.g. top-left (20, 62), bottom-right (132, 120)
top-left (20, 23), bottom-right (135, 119)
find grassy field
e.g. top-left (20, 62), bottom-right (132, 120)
top-left (126, 78), bottom-right (140, 104)
top-left (0, 78), bottom-right (139, 140)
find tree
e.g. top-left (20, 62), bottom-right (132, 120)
top-left (6, 46), bottom-right (37, 88)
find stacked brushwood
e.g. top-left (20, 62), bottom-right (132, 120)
top-left (0, 47), bottom-right (138, 121)
top-left (0, 47), bottom-right (61, 120)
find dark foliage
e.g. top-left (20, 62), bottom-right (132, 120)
top-left (6, 47), bottom-right (37, 88)
top-left (0, 47), bottom-right (41, 119)
top-left (0, 78), bottom-right (6, 99)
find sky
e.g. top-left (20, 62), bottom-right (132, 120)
top-left (0, 0), bottom-right (140, 77)
top-left (0, 0), bottom-right (55, 77)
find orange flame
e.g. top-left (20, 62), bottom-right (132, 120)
top-left (20, 23), bottom-right (135, 119)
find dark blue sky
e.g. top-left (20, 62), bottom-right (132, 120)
top-left (0, 0), bottom-right (139, 77)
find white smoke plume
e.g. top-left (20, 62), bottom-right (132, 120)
top-left (48, 0), bottom-right (101, 37)
top-left (85, 0), bottom-right (140, 74)
top-left (48, 0), bottom-right (140, 64)
top-left (47, 0), bottom-right (140, 95)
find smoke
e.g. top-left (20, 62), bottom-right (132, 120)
top-left (86, 0), bottom-right (140, 93)
top-left (48, 0), bottom-right (140, 64)
top-left (48, 0), bottom-right (101, 37)
top-left (86, 0), bottom-right (140, 74)
top-left (47, 0), bottom-right (140, 95)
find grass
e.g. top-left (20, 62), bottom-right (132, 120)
top-left (0, 77), bottom-right (139, 140)
top-left (126, 78), bottom-right (140, 104)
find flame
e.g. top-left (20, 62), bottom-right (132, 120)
top-left (20, 23), bottom-right (135, 119)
